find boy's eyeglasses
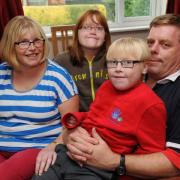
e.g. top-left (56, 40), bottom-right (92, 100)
top-left (15, 38), bottom-right (45, 50)
top-left (80, 25), bottom-right (104, 32)
top-left (107, 60), bottom-right (144, 68)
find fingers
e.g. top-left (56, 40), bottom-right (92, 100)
top-left (37, 159), bottom-right (46, 176)
top-left (68, 137), bottom-right (94, 155)
top-left (35, 150), bottom-right (57, 176)
top-left (44, 154), bottom-right (54, 172)
top-left (67, 151), bottom-right (87, 162)
top-left (76, 126), bottom-right (90, 135)
top-left (35, 155), bottom-right (46, 176)
top-left (91, 128), bottom-right (102, 142)
top-left (69, 132), bottom-right (98, 145)
top-left (67, 143), bottom-right (92, 156)
top-left (51, 152), bottom-right (57, 165)
top-left (66, 143), bottom-right (93, 164)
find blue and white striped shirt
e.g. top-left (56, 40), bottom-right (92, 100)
top-left (0, 60), bottom-right (78, 152)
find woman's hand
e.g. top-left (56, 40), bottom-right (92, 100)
top-left (35, 143), bottom-right (57, 176)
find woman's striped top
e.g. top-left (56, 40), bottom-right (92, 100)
top-left (0, 60), bottom-right (78, 152)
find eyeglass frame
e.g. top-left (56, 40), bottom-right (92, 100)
top-left (14, 38), bottom-right (45, 50)
top-left (106, 60), bottom-right (145, 68)
top-left (80, 25), bottom-right (104, 32)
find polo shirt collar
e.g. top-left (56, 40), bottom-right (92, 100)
top-left (157, 70), bottom-right (180, 84)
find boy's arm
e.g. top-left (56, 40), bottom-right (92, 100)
top-left (61, 112), bottom-right (88, 129)
top-left (136, 103), bottom-right (166, 153)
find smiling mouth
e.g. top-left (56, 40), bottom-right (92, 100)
top-left (26, 53), bottom-right (38, 57)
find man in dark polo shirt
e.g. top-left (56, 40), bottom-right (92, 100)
top-left (62, 14), bottom-right (180, 179)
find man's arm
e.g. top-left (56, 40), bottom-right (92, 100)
top-left (125, 152), bottom-right (180, 178)
top-left (65, 127), bottom-right (180, 178)
top-left (90, 128), bottom-right (180, 178)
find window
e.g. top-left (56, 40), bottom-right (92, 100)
top-left (22, 0), bottom-right (167, 33)
top-left (115, 0), bottom-right (167, 29)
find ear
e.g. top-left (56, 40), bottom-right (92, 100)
top-left (142, 63), bottom-right (148, 75)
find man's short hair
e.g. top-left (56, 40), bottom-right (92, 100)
top-left (150, 14), bottom-right (180, 28)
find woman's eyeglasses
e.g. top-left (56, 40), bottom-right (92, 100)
top-left (15, 38), bottom-right (45, 50)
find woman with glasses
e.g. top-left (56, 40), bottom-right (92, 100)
top-left (0, 16), bottom-right (79, 180)
top-left (33, 37), bottom-right (166, 180)
top-left (54, 9), bottom-right (111, 112)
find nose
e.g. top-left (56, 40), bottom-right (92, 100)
top-left (28, 42), bottom-right (36, 49)
top-left (89, 27), bottom-right (97, 33)
top-left (115, 62), bottom-right (123, 71)
top-left (150, 41), bottom-right (159, 54)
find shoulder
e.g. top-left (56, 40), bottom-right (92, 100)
top-left (0, 63), bottom-right (11, 82)
top-left (0, 62), bottom-right (11, 74)
top-left (54, 52), bottom-right (71, 64)
top-left (136, 83), bottom-right (164, 104)
top-left (0, 62), bottom-right (10, 70)
top-left (173, 75), bottom-right (180, 87)
top-left (46, 59), bottom-right (77, 92)
top-left (47, 59), bottom-right (72, 78)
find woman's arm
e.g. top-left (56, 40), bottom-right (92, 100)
top-left (35, 95), bottom-right (79, 175)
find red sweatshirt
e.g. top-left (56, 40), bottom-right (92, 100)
top-left (62, 81), bottom-right (166, 155)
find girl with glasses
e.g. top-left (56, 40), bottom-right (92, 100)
top-left (54, 9), bottom-right (111, 112)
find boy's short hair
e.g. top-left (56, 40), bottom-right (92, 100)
top-left (1, 16), bottom-right (49, 69)
top-left (106, 37), bottom-right (150, 61)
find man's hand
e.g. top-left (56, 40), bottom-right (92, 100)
top-left (64, 127), bottom-right (120, 170)
top-left (86, 128), bottom-right (120, 170)
top-left (63, 127), bottom-right (98, 162)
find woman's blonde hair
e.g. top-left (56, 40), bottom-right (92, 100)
top-left (1, 16), bottom-right (49, 68)
top-left (107, 37), bottom-right (150, 61)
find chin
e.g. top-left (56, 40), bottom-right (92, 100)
top-left (85, 44), bottom-right (101, 49)
top-left (148, 68), bottom-right (160, 76)
top-left (114, 84), bottom-right (129, 91)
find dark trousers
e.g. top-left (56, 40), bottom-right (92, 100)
top-left (32, 144), bottom-right (114, 180)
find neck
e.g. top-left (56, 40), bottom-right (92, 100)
top-left (146, 76), bottom-right (157, 88)
top-left (14, 61), bottom-right (46, 76)
top-left (12, 60), bottom-right (47, 92)
top-left (83, 48), bottom-right (99, 59)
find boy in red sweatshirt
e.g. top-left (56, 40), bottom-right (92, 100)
top-left (33, 37), bottom-right (166, 180)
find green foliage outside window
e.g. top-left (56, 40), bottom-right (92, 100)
top-left (66, 0), bottom-right (115, 22)
top-left (124, 0), bottom-right (150, 17)
top-left (24, 4), bottom-right (106, 26)
top-left (23, 0), bottom-right (151, 26)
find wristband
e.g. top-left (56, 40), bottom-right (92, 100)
top-left (114, 154), bottom-right (126, 176)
